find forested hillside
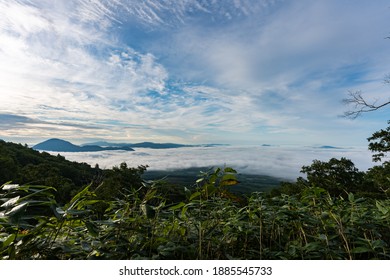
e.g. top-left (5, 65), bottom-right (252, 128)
top-left (0, 140), bottom-right (94, 200)
top-left (0, 140), bottom-right (147, 203)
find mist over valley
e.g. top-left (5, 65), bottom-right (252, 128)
top-left (44, 144), bottom-right (375, 181)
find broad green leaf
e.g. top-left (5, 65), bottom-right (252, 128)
top-left (351, 247), bottom-right (372, 254)
top-left (196, 178), bottom-right (204, 183)
top-left (85, 221), bottom-right (99, 237)
top-left (5, 202), bottom-right (28, 217)
top-left (371, 239), bottom-right (386, 249)
top-left (1, 184), bottom-right (19, 191)
top-left (181, 205), bottom-right (189, 219)
top-left (348, 193), bottom-right (355, 203)
top-left (75, 199), bottom-right (101, 208)
top-left (67, 184), bottom-right (92, 209)
top-left (376, 201), bottom-right (389, 215)
top-left (54, 207), bottom-right (66, 218)
top-left (221, 174), bottom-right (237, 181)
top-left (18, 187), bottom-right (56, 202)
top-left (354, 198), bottom-right (366, 203)
top-left (168, 202), bottom-right (185, 211)
top-left (143, 189), bottom-right (157, 202)
top-left (1, 196), bottom-right (20, 209)
top-left (0, 234), bottom-right (16, 249)
top-left (220, 179), bottom-right (239, 186)
top-left (224, 167), bottom-right (237, 173)
top-left (189, 192), bottom-right (201, 201)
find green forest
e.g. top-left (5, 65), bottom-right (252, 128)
top-left (1, 121), bottom-right (390, 260)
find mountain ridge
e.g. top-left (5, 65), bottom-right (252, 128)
top-left (33, 138), bottom-right (134, 152)
top-left (33, 138), bottom-right (228, 152)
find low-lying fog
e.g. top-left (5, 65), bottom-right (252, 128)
top-left (50, 145), bottom-right (375, 181)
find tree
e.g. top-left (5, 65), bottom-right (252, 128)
top-left (97, 163), bottom-right (148, 199)
top-left (367, 120), bottom-right (390, 162)
top-left (300, 157), bottom-right (365, 196)
top-left (364, 162), bottom-right (390, 197)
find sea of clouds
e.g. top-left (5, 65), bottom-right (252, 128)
top-left (50, 145), bottom-right (377, 181)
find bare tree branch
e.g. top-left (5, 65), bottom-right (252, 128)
top-left (342, 90), bottom-right (390, 119)
top-left (384, 74), bottom-right (390, 84)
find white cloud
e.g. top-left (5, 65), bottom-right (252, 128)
top-left (0, 0), bottom-right (171, 141)
top-left (47, 145), bottom-right (376, 180)
top-left (0, 1), bottom-right (50, 34)
top-left (158, 0), bottom-right (390, 144)
top-left (0, 0), bottom-right (389, 146)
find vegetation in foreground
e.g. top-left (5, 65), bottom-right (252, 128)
top-left (0, 122), bottom-right (390, 260)
top-left (1, 165), bottom-right (389, 260)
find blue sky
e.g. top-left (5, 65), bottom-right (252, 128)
top-left (0, 0), bottom-right (389, 146)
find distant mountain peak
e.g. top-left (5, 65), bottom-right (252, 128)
top-left (317, 145), bottom-right (341, 149)
top-left (33, 139), bottom-right (134, 152)
top-left (82, 141), bottom-right (228, 149)
top-left (33, 139), bottom-right (79, 152)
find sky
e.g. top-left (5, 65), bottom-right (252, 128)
top-left (0, 0), bottom-right (389, 146)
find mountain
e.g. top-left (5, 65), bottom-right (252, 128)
top-left (33, 139), bottom-right (134, 152)
top-left (81, 141), bottom-right (130, 147)
top-left (127, 142), bottom-right (192, 149)
top-left (33, 138), bottom-right (80, 152)
top-left (317, 145), bottom-right (342, 149)
top-left (83, 141), bottom-right (228, 149)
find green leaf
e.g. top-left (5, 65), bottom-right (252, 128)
top-left (181, 205), bottom-right (189, 219)
top-left (220, 173), bottom-right (239, 186)
top-left (140, 203), bottom-right (155, 219)
top-left (184, 187), bottom-right (192, 199)
top-left (0, 234), bottom-right (16, 249)
top-left (317, 234), bottom-right (327, 240)
top-left (5, 202), bottom-right (28, 217)
top-left (224, 167), bottom-right (237, 173)
top-left (75, 199), bottom-right (100, 209)
top-left (221, 174), bottom-right (237, 181)
top-left (376, 201), bottom-right (389, 215)
top-left (143, 189), bottom-right (157, 203)
top-left (196, 178), bottom-right (204, 184)
top-left (1, 184), bottom-right (20, 191)
top-left (351, 247), bottom-right (372, 254)
top-left (189, 192), bottom-right (201, 201)
top-left (85, 221), bottom-right (99, 237)
top-left (1, 196), bottom-right (20, 209)
top-left (168, 202), bottom-right (185, 211)
top-left (67, 184), bottom-right (92, 209)
top-left (55, 207), bottom-right (66, 217)
top-left (348, 193), bottom-right (355, 203)
top-left (18, 187), bottom-right (56, 202)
